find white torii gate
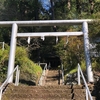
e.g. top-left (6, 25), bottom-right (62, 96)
top-left (0, 20), bottom-right (94, 83)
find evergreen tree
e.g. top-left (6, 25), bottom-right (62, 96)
top-left (0, 0), bottom-right (100, 72)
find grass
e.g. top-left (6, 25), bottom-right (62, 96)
top-left (0, 45), bottom-right (42, 85)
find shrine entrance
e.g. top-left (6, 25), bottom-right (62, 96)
top-left (0, 20), bottom-right (94, 83)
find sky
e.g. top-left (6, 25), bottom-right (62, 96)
top-left (40, 0), bottom-right (51, 10)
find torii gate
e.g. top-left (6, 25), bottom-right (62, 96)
top-left (0, 20), bottom-right (94, 83)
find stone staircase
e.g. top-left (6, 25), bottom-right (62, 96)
top-left (2, 69), bottom-right (96, 100)
top-left (45, 69), bottom-right (61, 85)
top-left (2, 84), bottom-right (87, 100)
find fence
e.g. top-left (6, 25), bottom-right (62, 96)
top-left (38, 63), bottom-right (48, 86)
top-left (0, 65), bottom-right (20, 100)
top-left (77, 63), bottom-right (93, 100)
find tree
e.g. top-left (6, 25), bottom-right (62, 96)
top-left (0, 0), bottom-right (42, 21)
top-left (0, 0), bottom-right (100, 72)
top-left (54, 36), bottom-right (84, 71)
top-left (0, 0), bottom-right (43, 60)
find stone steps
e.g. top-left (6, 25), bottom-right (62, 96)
top-left (2, 69), bottom-right (96, 100)
top-left (2, 84), bottom-right (94, 100)
top-left (9, 93), bottom-right (72, 99)
top-left (45, 70), bottom-right (60, 86)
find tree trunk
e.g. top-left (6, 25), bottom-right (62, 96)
top-left (34, 0), bottom-right (39, 20)
top-left (89, 0), bottom-right (94, 14)
top-left (67, 0), bottom-right (71, 10)
top-left (50, 0), bottom-right (55, 20)
top-left (76, 0), bottom-right (81, 14)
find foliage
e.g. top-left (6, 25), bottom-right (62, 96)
top-left (16, 56), bottom-right (42, 85)
top-left (16, 47), bottom-right (42, 85)
top-left (0, 0), bottom-right (42, 21)
top-left (54, 36), bottom-right (84, 72)
top-left (89, 20), bottom-right (100, 71)
top-left (91, 56), bottom-right (100, 71)
top-left (15, 46), bottom-right (28, 59)
top-left (0, 27), bottom-right (11, 44)
top-left (89, 20), bottom-right (100, 38)
top-left (0, 50), bottom-right (9, 81)
top-left (0, 45), bottom-right (42, 85)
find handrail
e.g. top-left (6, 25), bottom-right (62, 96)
top-left (0, 65), bottom-right (20, 100)
top-left (38, 63), bottom-right (48, 86)
top-left (77, 63), bottom-right (93, 100)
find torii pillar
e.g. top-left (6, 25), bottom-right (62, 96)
top-left (83, 22), bottom-right (94, 83)
top-left (7, 23), bottom-right (18, 83)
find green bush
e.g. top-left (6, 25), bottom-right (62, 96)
top-left (0, 49), bottom-right (9, 81)
top-left (0, 45), bottom-right (42, 85)
top-left (16, 56), bottom-right (42, 85)
top-left (92, 58), bottom-right (100, 71)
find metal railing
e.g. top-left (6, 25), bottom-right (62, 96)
top-left (38, 63), bottom-right (48, 86)
top-left (0, 65), bottom-right (20, 100)
top-left (77, 63), bottom-right (93, 100)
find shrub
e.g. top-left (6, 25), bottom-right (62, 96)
top-left (0, 49), bottom-right (9, 81)
top-left (0, 45), bottom-right (42, 85)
